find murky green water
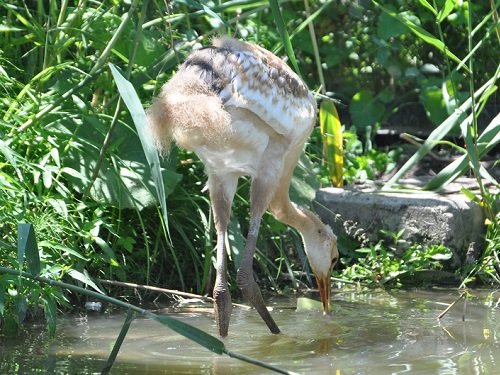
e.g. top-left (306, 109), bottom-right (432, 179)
top-left (1, 289), bottom-right (499, 374)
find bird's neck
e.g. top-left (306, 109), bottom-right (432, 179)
top-left (269, 195), bottom-right (328, 242)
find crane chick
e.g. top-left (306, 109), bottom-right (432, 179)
top-left (148, 36), bottom-right (339, 337)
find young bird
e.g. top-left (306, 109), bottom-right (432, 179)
top-left (148, 37), bottom-right (338, 337)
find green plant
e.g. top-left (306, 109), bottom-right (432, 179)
top-left (461, 210), bottom-right (500, 286)
top-left (0, 0), bottom-right (340, 335)
top-left (1, 0), bottom-right (498, 339)
top-left (335, 234), bottom-right (454, 286)
top-left (1, 224), bottom-right (294, 375)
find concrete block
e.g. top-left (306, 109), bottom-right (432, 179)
top-left (313, 178), bottom-right (487, 266)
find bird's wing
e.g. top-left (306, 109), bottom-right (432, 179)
top-left (182, 37), bottom-right (317, 140)
top-left (218, 38), bottom-right (317, 138)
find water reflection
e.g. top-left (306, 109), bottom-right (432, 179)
top-left (0, 289), bottom-right (498, 374)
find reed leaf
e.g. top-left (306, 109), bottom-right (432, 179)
top-left (319, 101), bottom-right (343, 187)
top-left (17, 223), bottom-right (40, 276)
top-left (109, 63), bottom-right (170, 239)
top-left (153, 315), bottom-right (225, 355)
top-left (68, 269), bottom-right (105, 294)
top-left (424, 111), bottom-right (500, 190)
top-left (418, 0), bottom-right (437, 16)
top-left (43, 294), bottom-right (57, 337)
top-left (372, 0), bottom-right (465, 69)
top-left (382, 74), bottom-right (499, 190)
top-left (273, 0), bottom-right (334, 54)
top-left (101, 310), bottom-right (135, 375)
top-left (269, 0), bottom-right (301, 76)
top-left (0, 264), bottom-right (295, 374)
top-left (437, 0), bottom-right (455, 23)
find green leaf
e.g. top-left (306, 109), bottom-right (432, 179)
top-left (38, 241), bottom-right (89, 261)
top-left (15, 294), bottom-right (28, 325)
top-left (0, 286), bottom-right (4, 315)
top-left (383, 75), bottom-right (497, 190)
top-left (377, 10), bottom-right (408, 39)
top-left (153, 315), bottom-right (225, 355)
top-left (425, 111), bottom-right (500, 190)
top-left (460, 187), bottom-right (481, 203)
top-left (372, 1), bottom-right (464, 69)
top-left (109, 63), bottom-right (171, 238)
top-left (269, 0), bottom-right (301, 76)
top-left (420, 86), bottom-right (448, 125)
top-left (0, 139), bottom-right (23, 181)
top-left (44, 294), bottom-right (57, 337)
top-left (200, 3), bottom-right (229, 28)
top-left (102, 310), bottom-right (135, 374)
top-left (320, 100), bottom-right (343, 187)
top-left (349, 90), bottom-right (385, 128)
top-left (291, 153), bottom-right (320, 205)
top-left (94, 237), bottom-right (117, 263)
top-left (437, 0), bottom-right (455, 23)
top-left (418, 0), bottom-right (437, 16)
top-left (17, 223), bottom-right (41, 276)
top-left (68, 269), bottom-right (105, 294)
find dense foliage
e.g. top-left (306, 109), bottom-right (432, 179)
top-left (0, 0), bottom-right (498, 334)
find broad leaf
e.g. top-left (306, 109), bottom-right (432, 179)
top-left (68, 269), bottom-right (104, 294)
top-left (17, 223), bottom-right (41, 276)
top-left (320, 100), bottom-right (343, 187)
top-left (109, 64), bottom-right (173, 238)
top-left (349, 90), bottom-right (385, 128)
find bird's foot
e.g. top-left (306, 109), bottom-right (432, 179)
top-left (213, 283), bottom-right (233, 337)
top-left (237, 271), bottom-right (280, 334)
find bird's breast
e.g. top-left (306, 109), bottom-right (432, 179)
top-left (187, 110), bottom-right (271, 178)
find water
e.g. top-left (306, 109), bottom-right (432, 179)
top-left (1, 289), bottom-right (499, 374)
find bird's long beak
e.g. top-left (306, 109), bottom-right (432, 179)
top-left (316, 275), bottom-right (331, 314)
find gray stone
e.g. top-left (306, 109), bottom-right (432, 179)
top-left (313, 178), bottom-right (487, 266)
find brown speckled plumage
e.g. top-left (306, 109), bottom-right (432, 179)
top-left (147, 37), bottom-right (338, 337)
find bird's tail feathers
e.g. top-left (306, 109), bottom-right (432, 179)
top-left (147, 91), bottom-right (231, 155)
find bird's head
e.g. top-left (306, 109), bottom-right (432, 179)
top-left (302, 221), bottom-right (339, 314)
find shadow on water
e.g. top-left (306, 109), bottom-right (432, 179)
top-left (1, 289), bottom-right (499, 374)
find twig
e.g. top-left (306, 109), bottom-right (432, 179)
top-left (437, 292), bottom-right (466, 320)
top-left (97, 278), bottom-right (250, 309)
top-left (0, 266), bottom-right (291, 374)
top-left (98, 278), bottom-right (209, 300)
top-left (400, 133), bottom-right (441, 160)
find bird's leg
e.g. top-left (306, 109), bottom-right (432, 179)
top-left (236, 179), bottom-right (281, 334)
top-left (208, 174), bottom-right (237, 337)
top-left (213, 228), bottom-right (232, 337)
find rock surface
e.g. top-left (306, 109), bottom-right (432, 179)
top-left (314, 177), bottom-right (488, 266)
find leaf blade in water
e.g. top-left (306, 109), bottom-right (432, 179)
top-left (101, 310), bottom-right (135, 375)
top-left (153, 314), bottom-right (226, 355)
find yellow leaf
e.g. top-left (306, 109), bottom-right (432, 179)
top-left (320, 101), bottom-right (343, 187)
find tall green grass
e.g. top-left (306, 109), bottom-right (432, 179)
top-left (0, 0), bottom-right (334, 337)
top-left (3, 223), bottom-right (295, 374)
